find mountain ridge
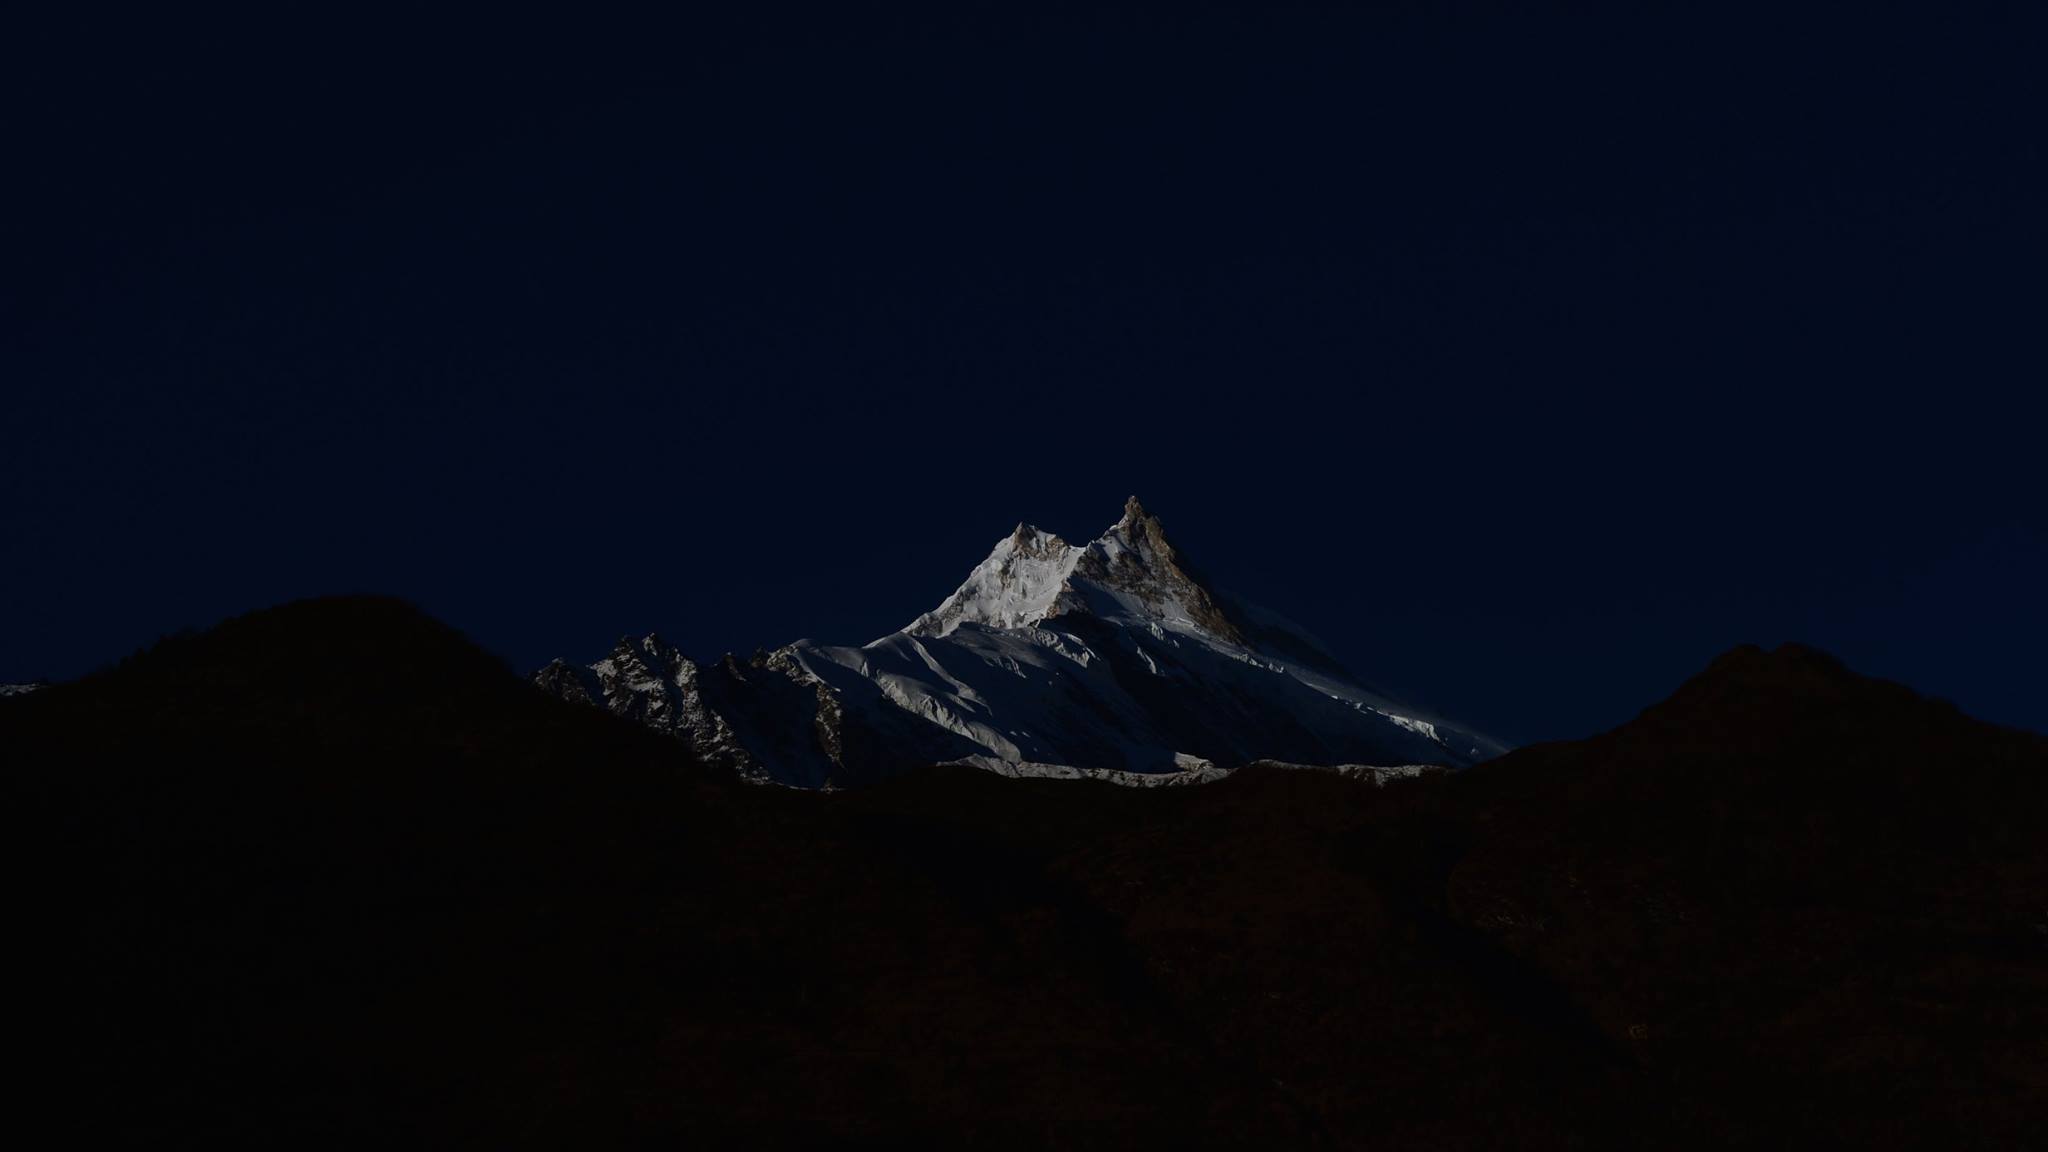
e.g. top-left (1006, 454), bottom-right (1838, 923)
top-left (537, 498), bottom-right (1507, 786)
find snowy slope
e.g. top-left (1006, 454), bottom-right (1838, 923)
top-left (537, 498), bottom-right (1508, 787)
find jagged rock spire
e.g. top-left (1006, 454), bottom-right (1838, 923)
top-left (1080, 496), bottom-right (1240, 642)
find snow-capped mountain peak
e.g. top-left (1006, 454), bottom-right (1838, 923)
top-left (904, 495), bottom-right (1240, 644)
top-left (902, 521), bottom-right (1082, 638)
top-left (537, 497), bottom-right (1509, 787)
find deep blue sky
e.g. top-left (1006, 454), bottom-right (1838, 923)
top-left (5, 6), bottom-right (2043, 744)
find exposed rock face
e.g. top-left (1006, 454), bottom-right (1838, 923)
top-left (537, 638), bottom-right (771, 782)
top-left (535, 498), bottom-right (1507, 786)
top-left (532, 659), bottom-right (597, 706)
top-left (1065, 496), bottom-right (1244, 643)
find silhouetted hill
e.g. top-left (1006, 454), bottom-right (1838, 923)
top-left (1447, 643), bottom-right (2048, 1146)
top-left (6, 600), bottom-right (2043, 1147)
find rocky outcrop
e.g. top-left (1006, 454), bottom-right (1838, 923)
top-left (1064, 496), bottom-right (1244, 643)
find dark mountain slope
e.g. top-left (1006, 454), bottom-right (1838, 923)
top-left (1445, 643), bottom-right (2048, 1147)
top-left (7, 598), bottom-right (734, 1141)
top-left (4, 599), bottom-right (1272, 1146)
top-left (7, 601), bottom-right (2043, 1147)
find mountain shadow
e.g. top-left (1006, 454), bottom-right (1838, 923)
top-left (6, 598), bottom-right (2043, 1147)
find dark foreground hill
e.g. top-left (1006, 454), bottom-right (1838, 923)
top-left (6, 598), bottom-right (2044, 1147)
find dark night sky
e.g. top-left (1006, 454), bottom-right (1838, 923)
top-left (5, 5), bottom-right (2043, 745)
